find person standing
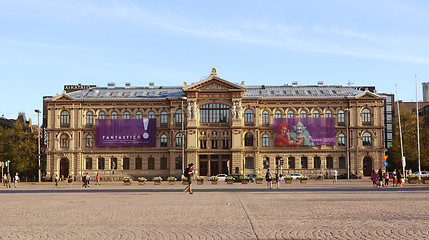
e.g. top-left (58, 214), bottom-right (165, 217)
top-left (96, 173), bottom-right (100, 185)
top-left (3, 174), bottom-right (6, 187)
top-left (265, 169), bottom-right (272, 189)
top-left (6, 173), bottom-right (11, 188)
top-left (332, 170), bottom-right (338, 184)
top-left (371, 170), bottom-right (377, 188)
top-left (54, 174), bottom-right (59, 187)
top-left (67, 174), bottom-right (73, 188)
top-left (392, 169), bottom-right (398, 187)
top-left (14, 173), bottom-right (19, 188)
top-left (377, 169), bottom-right (383, 188)
top-left (396, 170), bottom-right (403, 187)
top-left (384, 171), bottom-right (389, 187)
top-left (275, 170), bottom-right (280, 189)
top-left (183, 163), bottom-right (194, 194)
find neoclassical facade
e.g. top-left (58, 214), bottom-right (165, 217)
top-left (44, 68), bottom-right (386, 180)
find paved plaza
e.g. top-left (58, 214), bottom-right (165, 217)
top-left (1, 179), bottom-right (428, 239)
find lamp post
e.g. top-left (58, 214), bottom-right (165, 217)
top-left (345, 108), bottom-right (350, 180)
top-left (35, 109), bottom-right (41, 182)
top-left (6, 160), bottom-right (10, 173)
top-left (1, 162), bottom-right (4, 181)
top-left (181, 97), bottom-right (187, 176)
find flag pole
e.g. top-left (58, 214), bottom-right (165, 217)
top-left (415, 75), bottom-right (422, 180)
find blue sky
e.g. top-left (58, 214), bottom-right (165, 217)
top-left (1, 0), bottom-right (428, 122)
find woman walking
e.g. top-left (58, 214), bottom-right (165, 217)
top-left (392, 169), bottom-right (397, 187)
top-left (371, 170), bottom-right (377, 188)
top-left (265, 169), bottom-right (272, 189)
top-left (384, 171), bottom-right (389, 187)
top-left (67, 174), bottom-right (73, 188)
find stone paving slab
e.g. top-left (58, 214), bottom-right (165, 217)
top-left (1, 180), bottom-right (428, 239)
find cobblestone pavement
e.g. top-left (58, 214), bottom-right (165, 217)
top-left (1, 180), bottom-right (428, 239)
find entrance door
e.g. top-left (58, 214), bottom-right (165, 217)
top-left (200, 161), bottom-right (208, 176)
top-left (210, 161), bottom-right (219, 176)
top-left (363, 157), bottom-right (372, 176)
top-left (60, 158), bottom-right (69, 178)
top-left (221, 161), bottom-right (228, 174)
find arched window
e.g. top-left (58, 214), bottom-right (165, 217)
top-left (123, 111), bottom-right (130, 119)
top-left (160, 134), bottom-right (168, 147)
top-left (245, 132), bottom-right (253, 146)
top-left (60, 134), bottom-right (69, 148)
top-left (362, 109), bottom-right (371, 123)
top-left (98, 112), bottom-right (105, 119)
top-left (86, 135), bottom-right (93, 148)
top-left (300, 110), bottom-right (307, 118)
top-left (60, 111), bottom-right (70, 125)
top-left (148, 111), bottom-right (155, 119)
top-left (176, 133), bottom-right (182, 146)
top-left (262, 111), bottom-right (269, 123)
top-left (199, 104), bottom-right (229, 123)
top-left (175, 109), bottom-right (182, 123)
top-left (136, 111), bottom-right (143, 119)
top-left (338, 110), bottom-right (345, 123)
top-left (362, 132), bottom-right (372, 146)
top-left (244, 109), bottom-right (254, 123)
top-left (325, 110), bottom-right (332, 118)
top-left (86, 112), bottom-right (93, 125)
top-left (287, 110), bottom-right (294, 118)
top-left (160, 111), bottom-right (168, 124)
top-left (312, 110), bottom-right (319, 118)
top-left (338, 133), bottom-right (345, 146)
top-left (275, 110), bottom-right (282, 119)
top-left (111, 111), bottom-right (118, 119)
top-left (262, 134), bottom-right (269, 147)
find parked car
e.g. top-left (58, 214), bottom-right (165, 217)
top-left (246, 174), bottom-right (257, 182)
top-left (228, 174), bottom-right (244, 182)
top-left (216, 174), bottom-right (228, 181)
top-left (413, 171), bottom-right (428, 176)
top-left (287, 173), bottom-right (302, 180)
top-left (337, 173), bottom-right (358, 179)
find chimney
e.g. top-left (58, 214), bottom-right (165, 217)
top-left (107, 82), bottom-right (115, 89)
top-left (292, 81), bottom-right (298, 86)
top-left (318, 81), bottom-right (323, 86)
top-left (149, 82), bottom-right (155, 88)
top-left (125, 82), bottom-right (131, 88)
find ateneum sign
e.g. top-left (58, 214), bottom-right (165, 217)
top-left (95, 119), bottom-right (156, 147)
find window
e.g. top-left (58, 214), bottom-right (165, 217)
top-left (325, 110), bottom-right (332, 118)
top-left (262, 134), bottom-right (269, 147)
top-left (362, 109), bottom-right (371, 123)
top-left (85, 135), bottom-right (93, 148)
top-left (287, 110), bottom-right (294, 118)
top-left (288, 157), bottom-right (295, 169)
top-left (200, 139), bottom-right (207, 149)
top-left (160, 134), bottom-right (168, 147)
top-left (338, 134), bottom-right (345, 146)
top-left (338, 110), bottom-right (345, 123)
top-left (175, 157), bottom-right (182, 170)
top-left (98, 158), bottom-right (105, 170)
top-left (245, 157), bottom-right (254, 169)
top-left (245, 132), bottom-right (253, 146)
top-left (275, 110), bottom-right (281, 118)
top-left (60, 111), bottom-right (70, 125)
top-left (85, 158), bottom-right (92, 170)
top-left (301, 157), bottom-right (308, 169)
top-left (98, 112), bottom-right (105, 119)
top-left (148, 157), bottom-right (155, 170)
top-left (135, 157), bottom-right (142, 170)
top-left (176, 133), bottom-right (182, 147)
top-left (123, 111), bottom-right (130, 119)
top-left (175, 109), bottom-right (182, 123)
top-left (300, 110), bottom-right (307, 118)
top-left (244, 109), bottom-right (254, 123)
top-left (312, 110), bottom-right (319, 118)
top-left (263, 157), bottom-right (269, 169)
top-left (326, 157), bottom-right (333, 169)
top-left (60, 134), bottom-right (69, 148)
top-left (161, 111), bottom-right (168, 124)
top-left (111, 158), bottom-right (117, 170)
top-left (262, 111), bottom-right (269, 123)
top-left (148, 111), bottom-right (155, 119)
top-left (211, 140), bottom-right (218, 149)
top-left (199, 104), bottom-right (229, 123)
top-left (314, 157), bottom-right (321, 169)
top-left (339, 157), bottom-right (346, 169)
top-left (136, 111), bottom-right (143, 119)
top-left (362, 132), bottom-right (372, 146)
top-left (123, 158), bottom-right (130, 170)
top-left (86, 112), bottom-right (93, 125)
top-left (222, 139), bottom-right (229, 149)
top-left (160, 157), bottom-right (167, 170)
top-left (111, 111), bottom-right (118, 119)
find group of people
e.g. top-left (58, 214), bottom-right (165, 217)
top-left (265, 169), bottom-right (281, 189)
top-left (3, 173), bottom-right (19, 188)
top-left (371, 169), bottom-right (404, 188)
top-left (53, 173), bottom-right (101, 188)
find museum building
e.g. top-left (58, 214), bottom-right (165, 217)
top-left (44, 68), bottom-right (386, 180)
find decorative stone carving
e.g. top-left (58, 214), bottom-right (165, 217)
top-left (187, 103), bottom-right (192, 119)
top-left (192, 101), bottom-right (197, 120)
top-left (231, 102), bottom-right (237, 120)
top-left (237, 101), bottom-right (243, 118)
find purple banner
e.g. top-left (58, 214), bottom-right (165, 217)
top-left (95, 119), bottom-right (156, 147)
top-left (273, 118), bottom-right (336, 146)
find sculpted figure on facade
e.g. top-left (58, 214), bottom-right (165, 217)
top-left (192, 100), bottom-right (197, 120)
top-left (231, 101), bottom-right (237, 120)
top-left (237, 101), bottom-right (242, 119)
top-left (187, 102), bottom-right (192, 119)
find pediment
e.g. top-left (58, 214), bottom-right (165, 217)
top-left (355, 91), bottom-right (384, 99)
top-left (184, 75), bottom-right (245, 92)
top-left (51, 93), bottom-right (75, 101)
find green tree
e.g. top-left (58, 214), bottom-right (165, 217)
top-left (0, 121), bottom-right (38, 179)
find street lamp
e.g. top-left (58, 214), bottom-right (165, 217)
top-left (181, 97), bottom-right (187, 176)
top-left (345, 108), bottom-right (351, 180)
top-left (6, 160), bottom-right (10, 173)
top-left (35, 109), bottom-right (41, 182)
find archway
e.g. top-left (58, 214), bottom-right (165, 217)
top-left (60, 158), bottom-right (69, 179)
top-left (363, 156), bottom-right (372, 176)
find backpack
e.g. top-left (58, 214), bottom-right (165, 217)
top-left (265, 172), bottom-right (272, 180)
top-left (184, 168), bottom-right (190, 177)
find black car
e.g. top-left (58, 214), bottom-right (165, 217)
top-left (337, 173), bottom-right (358, 179)
top-left (228, 174), bottom-right (244, 182)
top-left (246, 174), bottom-right (257, 182)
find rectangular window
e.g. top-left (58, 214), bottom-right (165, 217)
top-left (339, 157), bottom-right (346, 169)
top-left (301, 157), bottom-right (308, 169)
top-left (135, 157), bottom-right (142, 170)
top-left (245, 157), bottom-right (254, 169)
top-left (98, 158), bottom-right (105, 170)
top-left (85, 158), bottom-right (92, 170)
top-left (175, 157), bottom-right (182, 170)
top-left (326, 157), bottom-right (334, 169)
top-left (314, 157), bottom-right (321, 169)
top-left (123, 158), bottom-right (130, 170)
top-left (288, 157), bottom-right (295, 169)
top-left (160, 157), bottom-right (167, 170)
top-left (148, 157), bottom-right (155, 170)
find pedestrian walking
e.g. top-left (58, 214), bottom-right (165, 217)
top-left (3, 174), bottom-right (6, 187)
top-left (67, 174), bottom-right (73, 188)
top-left (392, 169), bottom-right (398, 187)
top-left (183, 163), bottom-right (194, 194)
top-left (54, 174), bottom-right (59, 187)
top-left (6, 173), bottom-right (11, 188)
top-left (371, 170), bottom-right (377, 187)
top-left (14, 173), bottom-right (19, 188)
top-left (384, 171), bottom-right (389, 187)
top-left (398, 170), bottom-right (404, 187)
top-left (332, 169), bottom-right (338, 184)
top-left (275, 170), bottom-right (280, 189)
top-left (265, 169), bottom-right (272, 189)
top-left (377, 169), bottom-right (383, 188)
top-left (96, 173), bottom-right (100, 185)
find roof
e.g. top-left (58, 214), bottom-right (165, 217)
top-left (244, 85), bottom-right (368, 98)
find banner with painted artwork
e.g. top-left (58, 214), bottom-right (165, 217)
top-left (273, 118), bottom-right (336, 146)
top-left (95, 119), bottom-right (156, 147)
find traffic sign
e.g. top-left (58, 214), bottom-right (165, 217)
top-left (382, 155), bottom-right (388, 161)
top-left (383, 161), bottom-right (388, 166)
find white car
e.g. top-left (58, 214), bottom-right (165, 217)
top-left (412, 171), bottom-right (428, 176)
top-left (216, 174), bottom-right (228, 181)
top-left (287, 173), bottom-right (303, 180)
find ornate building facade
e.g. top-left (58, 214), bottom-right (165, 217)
top-left (44, 68), bottom-right (386, 180)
